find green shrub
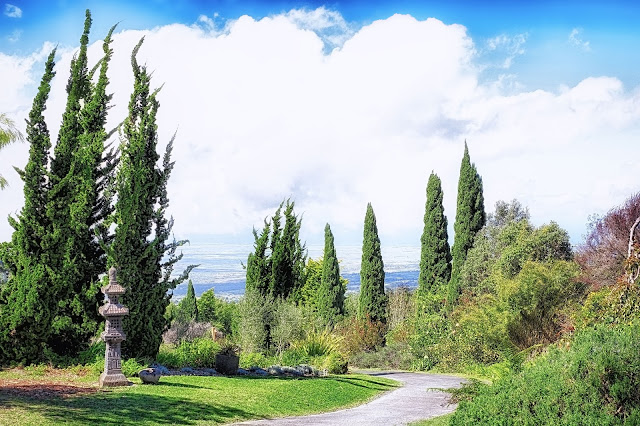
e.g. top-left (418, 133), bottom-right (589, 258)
top-left (156, 338), bottom-right (221, 368)
top-left (335, 316), bottom-right (386, 356)
top-left (350, 342), bottom-right (416, 370)
top-left (239, 351), bottom-right (272, 369)
top-left (122, 358), bottom-right (148, 377)
top-left (452, 325), bottom-right (640, 425)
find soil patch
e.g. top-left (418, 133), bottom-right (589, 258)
top-left (0, 379), bottom-right (98, 399)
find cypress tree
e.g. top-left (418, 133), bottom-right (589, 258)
top-left (317, 223), bottom-right (345, 326)
top-left (448, 142), bottom-right (485, 310)
top-left (111, 38), bottom-right (193, 360)
top-left (268, 200), bottom-right (305, 299)
top-left (45, 15), bottom-right (118, 356)
top-left (358, 203), bottom-right (387, 323)
top-left (245, 222), bottom-right (271, 295)
top-left (0, 50), bottom-right (57, 364)
top-left (177, 280), bottom-right (198, 322)
top-left (417, 173), bottom-right (451, 305)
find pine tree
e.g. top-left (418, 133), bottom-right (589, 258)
top-left (177, 280), bottom-right (198, 322)
top-left (358, 203), bottom-right (387, 323)
top-left (417, 173), bottom-right (451, 308)
top-left (317, 223), bottom-right (345, 326)
top-left (448, 142), bottom-right (485, 310)
top-left (111, 38), bottom-right (193, 360)
top-left (0, 50), bottom-right (57, 364)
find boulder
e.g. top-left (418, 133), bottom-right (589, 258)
top-left (139, 368), bottom-right (161, 384)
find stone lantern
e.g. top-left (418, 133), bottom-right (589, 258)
top-left (99, 266), bottom-right (130, 387)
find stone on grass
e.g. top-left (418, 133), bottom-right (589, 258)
top-left (139, 368), bottom-right (161, 384)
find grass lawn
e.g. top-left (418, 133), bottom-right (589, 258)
top-left (0, 367), bottom-right (398, 425)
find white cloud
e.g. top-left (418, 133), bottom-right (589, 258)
top-left (4, 3), bottom-right (21, 18)
top-left (569, 28), bottom-right (591, 52)
top-left (483, 33), bottom-right (527, 69)
top-left (0, 10), bottom-right (637, 248)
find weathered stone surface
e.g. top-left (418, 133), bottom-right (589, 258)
top-left (215, 354), bottom-right (239, 375)
top-left (139, 368), bottom-right (161, 384)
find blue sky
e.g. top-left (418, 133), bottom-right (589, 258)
top-left (3, 1), bottom-right (640, 91)
top-left (1, 1), bottom-right (639, 247)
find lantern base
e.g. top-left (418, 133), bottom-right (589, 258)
top-left (99, 371), bottom-right (131, 387)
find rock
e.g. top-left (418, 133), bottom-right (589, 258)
top-left (150, 363), bottom-right (170, 375)
top-left (295, 365), bottom-right (314, 376)
top-left (180, 367), bottom-right (194, 374)
top-left (253, 368), bottom-right (269, 376)
top-left (203, 368), bottom-right (218, 376)
top-left (139, 368), bottom-right (161, 384)
top-left (268, 366), bottom-right (283, 375)
top-left (237, 368), bottom-right (249, 376)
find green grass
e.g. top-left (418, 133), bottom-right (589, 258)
top-left (0, 368), bottom-right (398, 425)
top-left (410, 412), bottom-right (453, 425)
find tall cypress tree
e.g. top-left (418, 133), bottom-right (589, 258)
top-left (358, 203), bottom-right (387, 323)
top-left (0, 50), bottom-right (56, 364)
top-left (317, 223), bottom-right (345, 326)
top-left (268, 200), bottom-right (305, 299)
top-left (111, 38), bottom-right (193, 359)
top-left (417, 172), bottom-right (451, 306)
top-left (245, 222), bottom-right (271, 295)
top-left (448, 142), bottom-right (485, 310)
top-left (44, 15), bottom-right (118, 356)
top-left (177, 280), bottom-right (198, 322)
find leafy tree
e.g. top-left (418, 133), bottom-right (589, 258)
top-left (417, 172), bottom-right (451, 307)
top-left (0, 50), bottom-right (57, 364)
top-left (317, 223), bottom-right (346, 326)
top-left (358, 203), bottom-right (387, 323)
top-left (197, 288), bottom-right (217, 324)
top-left (0, 113), bottom-right (25, 189)
top-left (177, 280), bottom-right (198, 323)
top-left (110, 38), bottom-right (193, 360)
top-left (448, 141), bottom-right (485, 310)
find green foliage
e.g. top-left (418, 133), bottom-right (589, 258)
top-left (246, 200), bottom-right (306, 300)
top-left (0, 49), bottom-right (57, 365)
top-left (110, 38), bottom-right (194, 360)
top-left (335, 315), bottom-right (386, 356)
top-left (358, 203), bottom-right (387, 323)
top-left (270, 298), bottom-right (305, 354)
top-left (451, 325), bottom-right (640, 425)
top-left (349, 342), bottom-right (417, 371)
top-left (196, 289), bottom-right (237, 335)
top-left (121, 358), bottom-right (148, 377)
top-left (176, 280), bottom-right (198, 323)
top-left (576, 281), bottom-right (640, 329)
top-left (0, 113), bottom-right (25, 189)
top-left (280, 331), bottom-right (348, 373)
top-left (448, 142), bottom-right (485, 310)
top-left (156, 338), bottom-right (222, 368)
top-left (237, 290), bottom-right (273, 353)
top-left (417, 173), bottom-right (451, 302)
top-left (317, 224), bottom-right (346, 327)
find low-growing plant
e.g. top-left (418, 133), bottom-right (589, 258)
top-left (350, 342), bottom-right (416, 370)
top-left (335, 316), bottom-right (386, 355)
top-left (451, 324), bottom-right (640, 425)
top-left (156, 338), bottom-right (221, 368)
top-left (122, 358), bottom-right (148, 377)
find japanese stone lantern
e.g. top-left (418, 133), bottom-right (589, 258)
top-left (99, 266), bottom-right (130, 387)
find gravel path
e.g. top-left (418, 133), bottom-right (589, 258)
top-left (234, 371), bottom-right (468, 426)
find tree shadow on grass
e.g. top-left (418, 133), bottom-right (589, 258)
top-left (323, 376), bottom-right (398, 391)
top-left (0, 391), bottom-right (261, 425)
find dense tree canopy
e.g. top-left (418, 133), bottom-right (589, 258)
top-left (316, 223), bottom-right (346, 326)
top-left (358, 203), bottom-right (387, 324)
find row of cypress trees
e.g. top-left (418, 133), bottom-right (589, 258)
top-left (0, 11), bottom-right (190, 364)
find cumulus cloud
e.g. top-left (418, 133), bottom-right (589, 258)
top-left (4, 3), bottom-right (21, 18)
top-left (0, 9), bottom-right (637, 247)
top-left (569, 28), bottom-right (591, 52)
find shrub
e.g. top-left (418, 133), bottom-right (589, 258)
top-left (156, 338), bottom-right (221, 368)
top-left (350, 342), bottom-right (416, 370)
top-left (335, 316), bottom-right (386, 356)
top-left (163, 320), bottom-right (212, 345)
top-left (451, 325), bottom-right (640, 425)
top-left (239, 351), bottom-right (273, 369)
top-left (270, 298), bottom-right (305, 354)
top-left (122, 358), bottom-right (148, 377)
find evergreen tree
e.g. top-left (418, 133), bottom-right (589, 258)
top-left (358, 203), bottom-right (387, 323)
top-left (0, 50), bottom-right (57, 364)
top-left (269, 200), bottom-right (306, 299)
top-left (177, 280), bottom-right (198, 322)
top-left (417, 173), bottom-right (451, 307)
top-left (317, 223), bottom-right (345, 326)
top-left (44, 15), bottom-right (118, 356)
top-left (245, 222), bottom-right (270, 295)
top-left (448, 142), bottom-right (485, 310)
top-left (111, 38), bottom-right (193, 360)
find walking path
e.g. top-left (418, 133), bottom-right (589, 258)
top-left (235, 371), bottom-right (468, 426)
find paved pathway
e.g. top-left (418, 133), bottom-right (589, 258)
top-left (234, 371), bottom-right (468, 426)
